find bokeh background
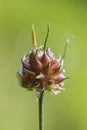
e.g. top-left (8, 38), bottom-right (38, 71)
top-left (0, 0), bottom-right (87, 130)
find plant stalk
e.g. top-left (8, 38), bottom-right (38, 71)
top-left (39, 91), bottom-right (44, 130)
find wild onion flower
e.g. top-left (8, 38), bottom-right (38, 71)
top-left (17, 23), bottom-right (69, 130)
top-left (17, 24), bottom-right (68, 96)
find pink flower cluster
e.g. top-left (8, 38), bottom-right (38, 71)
top-left (17, 47), bottom-right (66, 95)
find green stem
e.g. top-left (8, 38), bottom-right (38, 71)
top-left (39, 91), bottom-right (44, 130)
top-left (62, 38), bottom-right (70, 60)
top-left (44, 22), bottom-right (50, 52)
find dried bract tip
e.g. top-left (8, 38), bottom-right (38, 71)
top-left (32, 24), bottom-right (37, 48)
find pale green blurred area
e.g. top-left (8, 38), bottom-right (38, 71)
top-left (0, 0), bottom-right (87, 130)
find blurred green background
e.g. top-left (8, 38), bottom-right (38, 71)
top-left (0, 0), bottom-right (87, 130)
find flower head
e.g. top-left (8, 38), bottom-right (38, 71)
top-left (17, 23), bottom-right (68, 95)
